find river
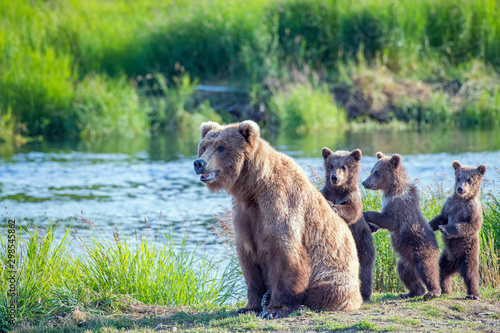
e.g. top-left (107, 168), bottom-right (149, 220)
top-left (1, 127), bottom-right (499, 255)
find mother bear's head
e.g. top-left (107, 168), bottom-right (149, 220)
top-left (193, 120), bottom-right (260, 193)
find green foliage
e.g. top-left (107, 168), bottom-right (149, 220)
top-left (0, 222), bottom-right (240, 331)
top-left (1, 0), bottom-right (500, 140)
top-left (74, 75), bottom-right (149, 140)
top-left (270, 82), bottom-right (346, 133)
top-left (0, 108), bottom-right (26, 144)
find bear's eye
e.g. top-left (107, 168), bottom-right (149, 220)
top-left (375, 171), bottom-right (380, 176)
top-left (341, 166), bottom-right (346, 171)
top-left (330, 165), bottom-right (333, 170)
top-left (467, 178), bottom-right (472, 183)
top-left (217, 145), bottom-right (226, 153)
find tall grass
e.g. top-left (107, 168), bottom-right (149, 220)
top-left (270, 81), bottom-right (346, 133)
top-left (0, 221), bottom-right (240, 331)
top-left (1, 0), bottom-right (500, 141)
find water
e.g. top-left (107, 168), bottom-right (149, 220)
top-left (1, 128), bottom-right (500, 255)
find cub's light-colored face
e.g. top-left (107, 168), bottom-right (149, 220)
top-left (194, 120), bottom-right (260, 192)
top-left (362, 152), bottom-right (401, 191)
top-left (321, 148), bottom-right (361, 187)
top-left (452, 161), bottom-right (486, 199)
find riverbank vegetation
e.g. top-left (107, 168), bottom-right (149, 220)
top-left (2, 177), bottom-right (500, 331)
top-left (0, 220), bottom-right (241, 332)
top-left (1, 0), bottom-right (499, 142)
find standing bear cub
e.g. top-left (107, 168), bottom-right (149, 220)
top-left (320, 148), bottom-right (375, 302)
top-left (429, 161), bottom-right (486, 300)
top-left (362, 152), bottom-right (441, 300)
top-left (194, 121), bottom-right (362, 319)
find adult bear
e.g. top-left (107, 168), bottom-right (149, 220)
top-left (194, 120), bottom-right (362, 319)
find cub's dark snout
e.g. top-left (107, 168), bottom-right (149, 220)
top-left (457, 186), bottom-right (463, 194)
top-left (331, 174), bottom-right (338, 182)
top-left (194, 159), bottom-right (206, 174)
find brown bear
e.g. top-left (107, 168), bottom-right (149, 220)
top-left (362, 152), bottom-right (441, 300)
top-left (429, 161), bottom-right (486, 300)
top-left (320, 147), bottom-right (375, 302)
top-left (194, 120), bottom-right (362, 319)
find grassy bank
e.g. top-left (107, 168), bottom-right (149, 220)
top-left (1, 0), bottom-right (500, 142)
top-left (0, 221), bottom-right (241, 332)
top-left (2, 181), bottom-right (499, 331)
top-left (9, 294), bottom-right (500, 332)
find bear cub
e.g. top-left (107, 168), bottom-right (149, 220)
top-left (429, 161), bottom-right (486, 300)
top-left (362, 152), bottom-right (441, 300)
top-left (320, 148), bottom-right (375, 302)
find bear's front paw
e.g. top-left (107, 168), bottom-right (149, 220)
top-left (465, 295), bottom-right (479, 300)
top-left (438, 225), bottom-right (449, 236)
top-left (368, 222), bottom-right (380, 234)
top-left (259, 306), bottom-right (296, 320)
top-left (235, 307), bottom-right (261, 316)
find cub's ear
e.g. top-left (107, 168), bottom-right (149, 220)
top-left (238, 120), bottom-right (260, 144)
top-left (350, 149), bottom-right (362, 161)
top-left (200, 121), bottom-right (220, 139)
top-left (477, 164), bottom-right (487, 175)
top-left (390, 154), bottom-right (401, 168)
top-left (322, 147), bottom-right (334, 160)
top-left (376, 152), bottom-right (385, 160)
top-left (452, 160), bottom-right (462, 171)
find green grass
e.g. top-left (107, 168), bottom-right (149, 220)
top-left (270, 80), bottom-right (346, 133)
top-left (0, 221), bottom-right (241, 332)
top-left (1, 0), bottom-right (500, 142)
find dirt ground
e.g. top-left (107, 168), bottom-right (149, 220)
top-left (15, 292), bottom-right (500, 333)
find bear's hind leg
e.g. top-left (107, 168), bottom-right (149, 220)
top-left (397, 259), bottom-right (426, 299)
top-left (414, 253), bottom-right (441, 300)
top-left (304, 278), bottom-right (362, 312)
top-left (359, 239), bottom-right (375, 302)
top-left (460, 257), bottom-right (480, 300)
top-left (439, 252), bottom-right (458, 295)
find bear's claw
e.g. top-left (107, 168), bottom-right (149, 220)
top-left (423, 292), bottom-right (439, 301)
top-left (235, 307), bottom-right (261, 316)
top-left (258, 306), bottom-right (296, 320)
top-left (261, 291), bottom-right (271, 310)
top-left (465, 295), bottom-right (479, 300)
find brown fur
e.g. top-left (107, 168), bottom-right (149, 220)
top-left (429, 161), bottom-right (486, 300)
top-left (320, 148), bottom-right (375, 302)
top-left (194, 121), bottom-right (362, 319)
top-left (362, 152), bottom-right (441, 300)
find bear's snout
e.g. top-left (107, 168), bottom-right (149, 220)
top-left (194, 159), bottom-right (206, 174)
top-left (457, 186), bottom-right (464, 194)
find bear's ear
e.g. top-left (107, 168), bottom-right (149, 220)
top-left (200, 121), bottom-right (220, 139)
top-left (238, 120), bottom-right (260, 144)
top-left (477, 164), bottom-right (487, 175)
top-left (376, 152), bottom-right (385, 160)
top-left (322, 147), bottom-right (334, 160)
top-left (350, 149), bottom-right (362, 161)
top-left (390, 154), bottom-right (401, 168)
top-left (452, 160), bottom-right (462, 171)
